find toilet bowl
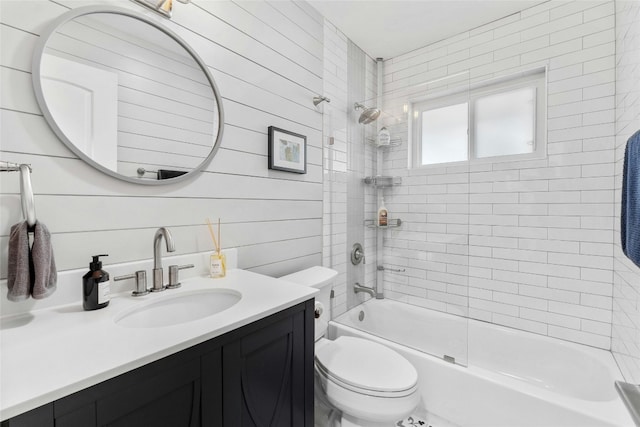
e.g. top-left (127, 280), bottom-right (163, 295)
top-left (315, 336), bottom-right (420, 426)
top-left (280, 267), bottom-right (420, 427)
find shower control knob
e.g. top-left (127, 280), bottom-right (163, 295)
top-left (351, 243), bottom-right (365, 265)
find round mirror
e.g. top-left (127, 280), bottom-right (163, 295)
top-left (32, 6), bottom-right (224, 184)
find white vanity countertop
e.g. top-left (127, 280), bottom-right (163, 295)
top-left (0, 269), bottom-right (317, 421)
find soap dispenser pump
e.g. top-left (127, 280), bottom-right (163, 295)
top-left (83, 254), bottom-right (110, 311)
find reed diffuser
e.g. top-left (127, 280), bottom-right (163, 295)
top-left (206, 218), bottom-right (226, 278)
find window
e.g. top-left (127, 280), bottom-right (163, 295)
top-left (421, 102), bottom-right (468, 165)
top-left (411, 71), bottom-right (545, 168)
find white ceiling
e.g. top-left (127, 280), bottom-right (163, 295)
top-left (307, 0), bottom-right (547, 59)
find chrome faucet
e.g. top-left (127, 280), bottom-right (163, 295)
top-left (354, 282), bottom-right (376, 298)
top-left (152, 227), bottom-right (175, 292)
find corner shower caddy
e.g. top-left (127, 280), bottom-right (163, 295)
top-left (364, 218), bottom-right (402, 229)
top-left (364, 137), bottom-right (402, 148)
top-left (363, 175), bottom-right (402, 187)
top-left (363, 174), bottom-right (403, 228)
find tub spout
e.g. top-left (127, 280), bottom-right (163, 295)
top-left (354, 282), bottom-right (376, 298)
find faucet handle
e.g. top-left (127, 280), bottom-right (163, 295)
top-left (114, 270), bottom-right (149, 297)
top-left (167, 264), bottom-right (195, 289)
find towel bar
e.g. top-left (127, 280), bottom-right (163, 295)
top-left (20, 164), bottom-right (36, 227)
top-left (0, 160), bottom-right (32, 172)
top-left (137, 167), bottom-right (158, 177)
top-left (1, 161), bottom-right (36, 227)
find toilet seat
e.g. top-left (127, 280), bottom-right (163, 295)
top-left (315, 336), bottom-right (418, 398)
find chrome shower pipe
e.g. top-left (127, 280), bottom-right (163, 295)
top-left (375, 57), bottom-right (385, 299)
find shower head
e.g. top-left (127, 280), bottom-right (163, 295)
top-left (354, 102), bottom-right (381, 124)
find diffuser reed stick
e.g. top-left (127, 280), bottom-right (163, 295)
top-left (217, 218), bottom-right (221, 256)
top-left (206, 218), bottom-right (219, 253)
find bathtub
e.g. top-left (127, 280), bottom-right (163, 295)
top-left (329, 298), bottom-right (634, 427)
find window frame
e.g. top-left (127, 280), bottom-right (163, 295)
top-left (409, 70), bottom-right (546, 169)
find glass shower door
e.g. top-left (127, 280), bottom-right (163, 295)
top-left (337, 61), bottom-right (471, 366)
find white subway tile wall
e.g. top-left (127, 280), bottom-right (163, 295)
top-left (382, 0), bottom-right (619, 349)
top-left (613, 0), bottom-right (640, 383)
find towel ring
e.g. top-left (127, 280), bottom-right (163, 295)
top-left (19, 164), bottom-right (36, 227)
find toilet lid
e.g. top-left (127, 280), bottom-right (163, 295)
top-left (315, 336), bottom-right (418, 394)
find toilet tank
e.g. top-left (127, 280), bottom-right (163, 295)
top-left (279, 266), bottom-right (337, 341)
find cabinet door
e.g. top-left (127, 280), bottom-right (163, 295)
top-left (0, 404), bottom-right (53, 427)
top-left (222, 308), bottom-right (312, 427)
top-left (201, 348), bottom-right (223, 426)
top-left (96, 357), bottom-right (201, 427)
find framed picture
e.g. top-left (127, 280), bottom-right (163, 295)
top-left (268, 126), bottom-right (307, 174)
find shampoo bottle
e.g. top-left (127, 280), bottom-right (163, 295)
top-left (83, 254), bottom-right (110, 311)
top-left (378, 197), bottom-right (388, 227)
top-left (378, 127), bottom-right (391, 146)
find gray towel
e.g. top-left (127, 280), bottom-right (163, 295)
top-left (7, 221), bottom-right (31, 301)
top-left (6, 220), bottom-right (57, 301)
top-left (31, 221), bottom-right (57, 299)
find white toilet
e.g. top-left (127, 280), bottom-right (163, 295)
top-left (281, 266), bottom-right (420, 427)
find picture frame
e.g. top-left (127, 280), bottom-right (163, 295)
top-left (268, 126), bottom-right (307, 174)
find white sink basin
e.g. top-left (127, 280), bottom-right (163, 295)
top-left (114, 289), bottom-right (241, 328)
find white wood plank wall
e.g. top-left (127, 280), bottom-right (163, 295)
top-left (0, 0), bottom-right (324, 282)
top-left (612, 0), bottom-right (640, 383)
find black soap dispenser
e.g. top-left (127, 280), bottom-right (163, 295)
top-left (83, 254), bottom-right (110, 311)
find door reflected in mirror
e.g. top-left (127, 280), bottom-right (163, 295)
top-left (33, 7), bottom-right (224, 184)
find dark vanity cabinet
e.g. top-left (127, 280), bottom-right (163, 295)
top-left (221, 309), bottom-right (310, 426)
top-left (2, 300), bottom-right (314, 427)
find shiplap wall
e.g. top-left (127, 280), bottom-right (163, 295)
top-left (613, 0), bottom-right (640, 383)
top-left (382, 0), bottom-right (617, 349)
top-left (0, 0), bottom-right (324, 287)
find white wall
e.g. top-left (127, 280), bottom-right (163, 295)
top-left (612, 0), bottom-right (640, 383)
top-left (382, 0), bottom-right (617, 349)
top-left (0, 0), bottom-right (324, 290)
